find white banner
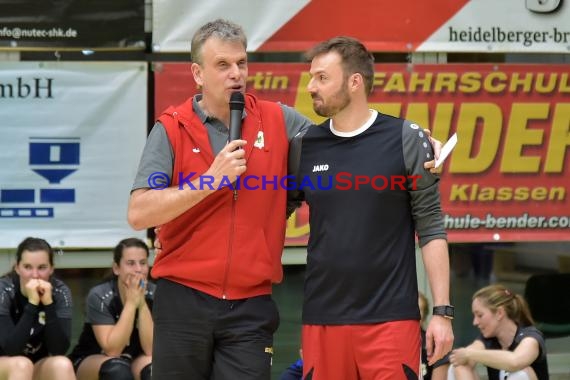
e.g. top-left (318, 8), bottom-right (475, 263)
top-left (418, 0), bottom-right (570, 53)
top-left (151, 0), bottom-right (570, 53)
top-left (151, 0), bottom-right (310, 52)
top-left (0, 62), bottom-right (147, 248)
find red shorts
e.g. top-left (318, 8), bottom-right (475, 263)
top-left (302, 320), bottom-right (421, 380)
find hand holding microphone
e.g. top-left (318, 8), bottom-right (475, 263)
top-left (204, 92), bottom-right (247, 188)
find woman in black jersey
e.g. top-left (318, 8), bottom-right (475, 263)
top-left (0, 237), bottom-right (75, 380)
top-left (68, 238), bottom-right (153, 380)
top-left (448, 284), bottom-right (549, 380)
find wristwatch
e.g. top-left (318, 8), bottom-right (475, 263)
top-left (432, 305), bottom-right (455, 319)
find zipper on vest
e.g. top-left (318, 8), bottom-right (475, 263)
top-left (222, 192), bottom-right (238, 299)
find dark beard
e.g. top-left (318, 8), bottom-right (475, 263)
top-left (312, 83), bottom-right (350, 117)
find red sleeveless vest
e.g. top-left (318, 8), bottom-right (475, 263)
top-left (151, 94), bottom-right (289, 299)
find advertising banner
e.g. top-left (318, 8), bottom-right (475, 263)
top-left (154, 62), bottom-right (570, 243)
top-left (152, 0), bottom-right (570, 53)
top-left (0, 0), bottom-right (145, 50)
top-left (0, 62), bottom-right (147, 248)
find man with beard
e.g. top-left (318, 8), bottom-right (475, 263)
top-left (289, 37), bottom-right (454, 380)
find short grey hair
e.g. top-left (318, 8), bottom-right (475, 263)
top-left (191, 19), bottom-right (248, 64)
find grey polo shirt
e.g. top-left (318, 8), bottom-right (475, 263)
top-left (132, 95), bottom-right (313, 191)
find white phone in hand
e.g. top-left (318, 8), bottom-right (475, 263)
top-left (434, 133), bottom-right (457, 169)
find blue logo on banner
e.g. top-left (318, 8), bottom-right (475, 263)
top-left (0, 137), bottom-right (80, 218)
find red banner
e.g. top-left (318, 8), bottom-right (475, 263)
top-left (154, 63), bottom-right (570, 243)
top-left (257, 0), bottom-right (468, 52)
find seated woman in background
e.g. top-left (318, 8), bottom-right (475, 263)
top-left (448, 284), bottom-right (549, 380)
top-left (0, 237), bottom-right (75, 380)
top-left (68, 238), bottom-right (154, 380)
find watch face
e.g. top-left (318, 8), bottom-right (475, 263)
top-left (434, 305), bottom-right (454, 318)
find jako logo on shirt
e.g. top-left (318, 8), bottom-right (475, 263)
top-left (312, 164), bottom-right (329, 172)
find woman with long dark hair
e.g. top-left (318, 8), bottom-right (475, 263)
top-left (0, 237), bottom-right (75, 380)
top-left (69, 237), bottom-right (153, 380)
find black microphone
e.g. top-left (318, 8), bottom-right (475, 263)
top-left (229, 91), bottom-right (245, 142)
